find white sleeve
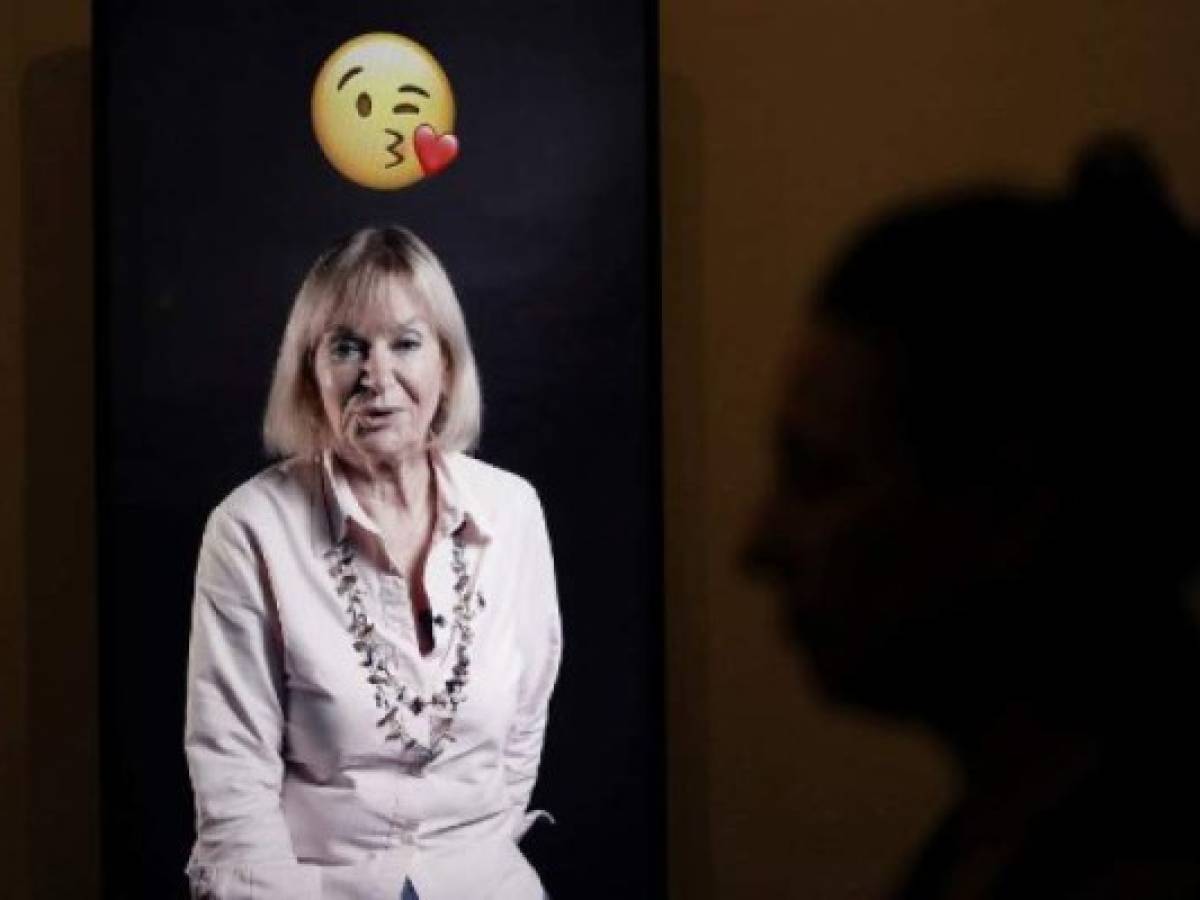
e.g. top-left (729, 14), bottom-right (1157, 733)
top-left (502, 487), bottom-right (564, 841)
top-left (184, 508), bottom-right (321, 899)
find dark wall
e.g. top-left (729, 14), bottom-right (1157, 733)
top-left (96, 2), bottom-right (662, 897)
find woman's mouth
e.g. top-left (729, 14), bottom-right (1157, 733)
top-left (356, 407), bottom-right (402, 431)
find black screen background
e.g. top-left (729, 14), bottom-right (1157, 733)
top-left (96, 2), bottom-right (663, 896)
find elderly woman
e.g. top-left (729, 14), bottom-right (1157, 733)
top-left (184, 227), bottom-right (562, 900)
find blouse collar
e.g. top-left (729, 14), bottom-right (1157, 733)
top-left (320, 449), bottom-right (493, 548)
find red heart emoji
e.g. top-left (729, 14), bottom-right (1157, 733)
top-left (414, 125), bottom-right (459, 177)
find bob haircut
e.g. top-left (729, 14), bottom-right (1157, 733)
top-left (263, 226), bottom-right (482, 457)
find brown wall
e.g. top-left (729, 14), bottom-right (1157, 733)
top-left (660, 2), bottom-right (1200, 898)
top-left (1, 1), bottom-right (96, 898)
top-left (5, 2), bottom-right (1200, 898)
top-left (0, 4), bottom-right (29, 892)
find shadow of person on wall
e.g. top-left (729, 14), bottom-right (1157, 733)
top-left (746, 136), bottom-right (1200, 899)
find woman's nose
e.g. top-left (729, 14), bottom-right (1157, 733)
top-left (359, 348), bottom-right (393, 392)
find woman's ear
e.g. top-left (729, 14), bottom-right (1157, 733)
top-left (956, 472), bottom-right (1063, 579)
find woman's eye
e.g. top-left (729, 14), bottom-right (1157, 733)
top-left (330, 339), bottom-right (365, 361)
top-left (392, 337), bottom-right (422, 352)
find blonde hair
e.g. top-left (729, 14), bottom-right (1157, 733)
top-left (263, 226), bottom-right (482, 457)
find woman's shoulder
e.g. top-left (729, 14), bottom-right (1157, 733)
top-left (442, 452), bottom-right (544, 533)
top-left (206, 455), bottom-right (323, 529)
top-left (444, 452), bottom-right (539, 501)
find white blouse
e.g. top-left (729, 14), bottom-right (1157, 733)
top-left (184, 451), bottom-right (562, 899)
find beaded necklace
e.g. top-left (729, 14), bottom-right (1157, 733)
top-left (323, 531), bottom-right (486, 770)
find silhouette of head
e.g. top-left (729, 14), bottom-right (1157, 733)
top-left (749, 137), bottom-right (1200, 722)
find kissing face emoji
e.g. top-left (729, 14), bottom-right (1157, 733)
top-left (311, 33), bottom-right (458, 190)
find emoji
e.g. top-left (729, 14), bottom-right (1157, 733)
top-left (311, 33), bottom-right (458, 190)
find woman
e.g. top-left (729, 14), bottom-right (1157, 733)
top-left (748, 138), bottom-right (1200, 898)
top-left (184, 227), bottom-right (562, 900)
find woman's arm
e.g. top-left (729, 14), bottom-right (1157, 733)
top-left (184, 507), bottom-right (320, 898)
top-left (502, 486), bottom-right (564, 841)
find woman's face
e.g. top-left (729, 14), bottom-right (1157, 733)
top-left (746, 321), bottom-right (1019, 713)
top-left (312, 277), bottom-right (447, 468)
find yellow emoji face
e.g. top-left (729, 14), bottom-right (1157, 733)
top-left (311, 33), bottom-right (458, 190)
